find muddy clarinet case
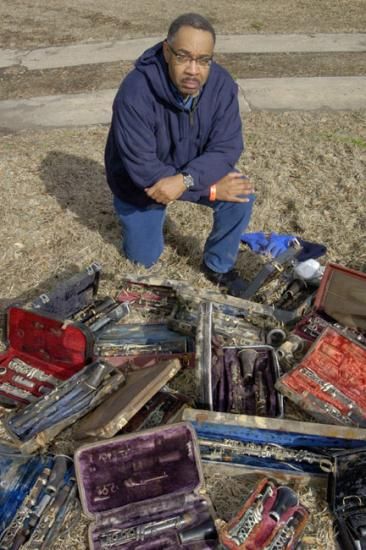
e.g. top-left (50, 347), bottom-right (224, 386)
top-left (276, 326), bottom-right (366, 427)
top-left (293, 262), bottom-right (366, 347)
top-left (95, 322), bottom-right (195, 370)
top-left (219, 477), bottom-right (309, 549)
top-left (183, 408), bottom-right (366, 478)
top-left (195, 302), bottom-right (284, 419)
top-left (74, 422), bottom-right (218, 549)
top-left (31, 261), bottom-right (101, 319)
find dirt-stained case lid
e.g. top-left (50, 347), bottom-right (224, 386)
top-left (276, 326), bottom-right (366, 427)
top-left (74, 422), bottom-right (205, 519)
top-left (314, 263), bottom-right (366, 332)
top-left (72, 359), bottom-right (182, 440)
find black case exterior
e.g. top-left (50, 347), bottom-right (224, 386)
top-left (328, 448), bottom-right (366, 550)
top-left (31, 262), bottom-right (101, 319)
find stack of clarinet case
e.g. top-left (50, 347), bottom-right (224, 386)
top-left (0, 256), bottom-right (365, 549)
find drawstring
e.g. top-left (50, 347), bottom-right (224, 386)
top-left (189, 96), bottom-right (199, 127)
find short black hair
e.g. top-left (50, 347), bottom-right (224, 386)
top-left (167, 13), bottom-right (216, 44)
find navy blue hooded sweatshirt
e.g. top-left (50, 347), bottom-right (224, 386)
top-left (105, 42), bottom-right (244, 207)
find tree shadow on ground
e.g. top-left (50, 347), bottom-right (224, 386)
top-left (39, 151), bottom-right (202, 268)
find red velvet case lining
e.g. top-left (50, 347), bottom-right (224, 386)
top-left (280, 327), bottom-right (366, 413)
top-left (0, 306), bottom-right (93, 403)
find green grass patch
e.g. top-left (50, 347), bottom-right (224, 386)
top-left (320, 132), bottom-right (366, 148)
top-left (251, 21), bottom-right (264, 31)
top-left (338, 136), bottom-right (366, 148)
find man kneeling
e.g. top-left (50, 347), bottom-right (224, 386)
top-left (105, 12), bottom-right (254, 298)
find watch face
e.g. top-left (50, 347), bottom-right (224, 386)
top-left (183, 174), bottom-right (194, 189)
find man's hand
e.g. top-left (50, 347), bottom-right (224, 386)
top-left (215, 172), bottom-right (254, 202)
top-left (145, 174), bottom-right (186, 205)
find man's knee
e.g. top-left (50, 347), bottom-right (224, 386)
top-left (230, 199), bottom-right (253, 216)
top-left (216, 193), bottom-right (255, 219)
top-left (113, 196), bottom-right (165, 267)
top-left (123, 241), bottom-right (163, 268)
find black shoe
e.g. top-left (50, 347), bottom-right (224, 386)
top-left (201, 263), bottom-right (249, 299)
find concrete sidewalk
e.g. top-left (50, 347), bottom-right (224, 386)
top-left (1, 33), bottom-right (365, 70)
top-left (0, 77), bottom-right (365, 132)
top-left (0, 33), bottom-right (364, 131)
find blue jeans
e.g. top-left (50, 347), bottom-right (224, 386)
top-left (113, 194), bottom-right (255, 272)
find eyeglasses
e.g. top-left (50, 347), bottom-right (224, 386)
top-left (167, 43), bottom-right (213, 68)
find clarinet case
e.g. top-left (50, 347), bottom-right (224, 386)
top-left (219, 477), bottom-right (309, 550)
top-left (74, 422), bottom-right (218, 549)
top-left (276, 326), bottom-right (366, 427)
top-left (72, 359), bottom-right (182, 441)
top-left (0, 306), bottom-right (94, 406)
top-left (0, 441), bottom-right (77, 549)
top-left (95, 322), bottom-right (195, 370)
top-left (31, 261), bottom-right (101, 319)
top-left (275, 262), bottom-right (366, 370)
top-left (328, 448), bottom-right (366, 550)
top-left (195, 302), bottom-right (284, 419)
top-left (293, 262), bottom-right (366, 346)
top-left (3, 360), bottom-right (124, 453)
top-left (118, 275), bottom-right (291, 327)
top-left (117, 278), bottom-right (178, 318)
top-left (182, 408), bottom-right (366, 479)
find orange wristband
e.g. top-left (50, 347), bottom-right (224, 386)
top-left (209, 184), bottom-right (217, 201)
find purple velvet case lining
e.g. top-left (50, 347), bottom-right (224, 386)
top-left (75, 423), bottom-right (215, 550)
top-left (211, 345), bottom-right (283, 417)
top-left (90, 496), bottom-right (214, 549)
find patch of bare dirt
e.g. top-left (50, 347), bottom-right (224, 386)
top-left (0, 0), bottom-right (365, 49)
top-left (0, 62), bottom-right (133, 101)
top-left (216, 52), bottom-right (366, 80)
top-left (1, 53), bottom-right (366, 101)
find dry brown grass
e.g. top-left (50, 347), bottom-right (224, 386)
top-left (1, 111), bottom-right (365, 305)
top-left (0, 110), bottom-right (365, 548)
top-left (1, 0), bottom-right (366, 48)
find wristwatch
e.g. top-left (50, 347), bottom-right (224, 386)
top-left (182, 172), bottom-right (194, 190)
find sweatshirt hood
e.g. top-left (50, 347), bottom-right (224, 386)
top-left (135, 42), bottom-right (210, 109)
top-left (135, 42), bottom-right (178, 106)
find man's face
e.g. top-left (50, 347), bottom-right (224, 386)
top-left (163, 26), bottom-right (214, 97)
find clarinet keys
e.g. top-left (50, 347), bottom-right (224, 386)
top-left (219, 478), bottom-right (309, 549)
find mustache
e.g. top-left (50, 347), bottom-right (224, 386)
top-left (181, 78), bottom-right (200, 84)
